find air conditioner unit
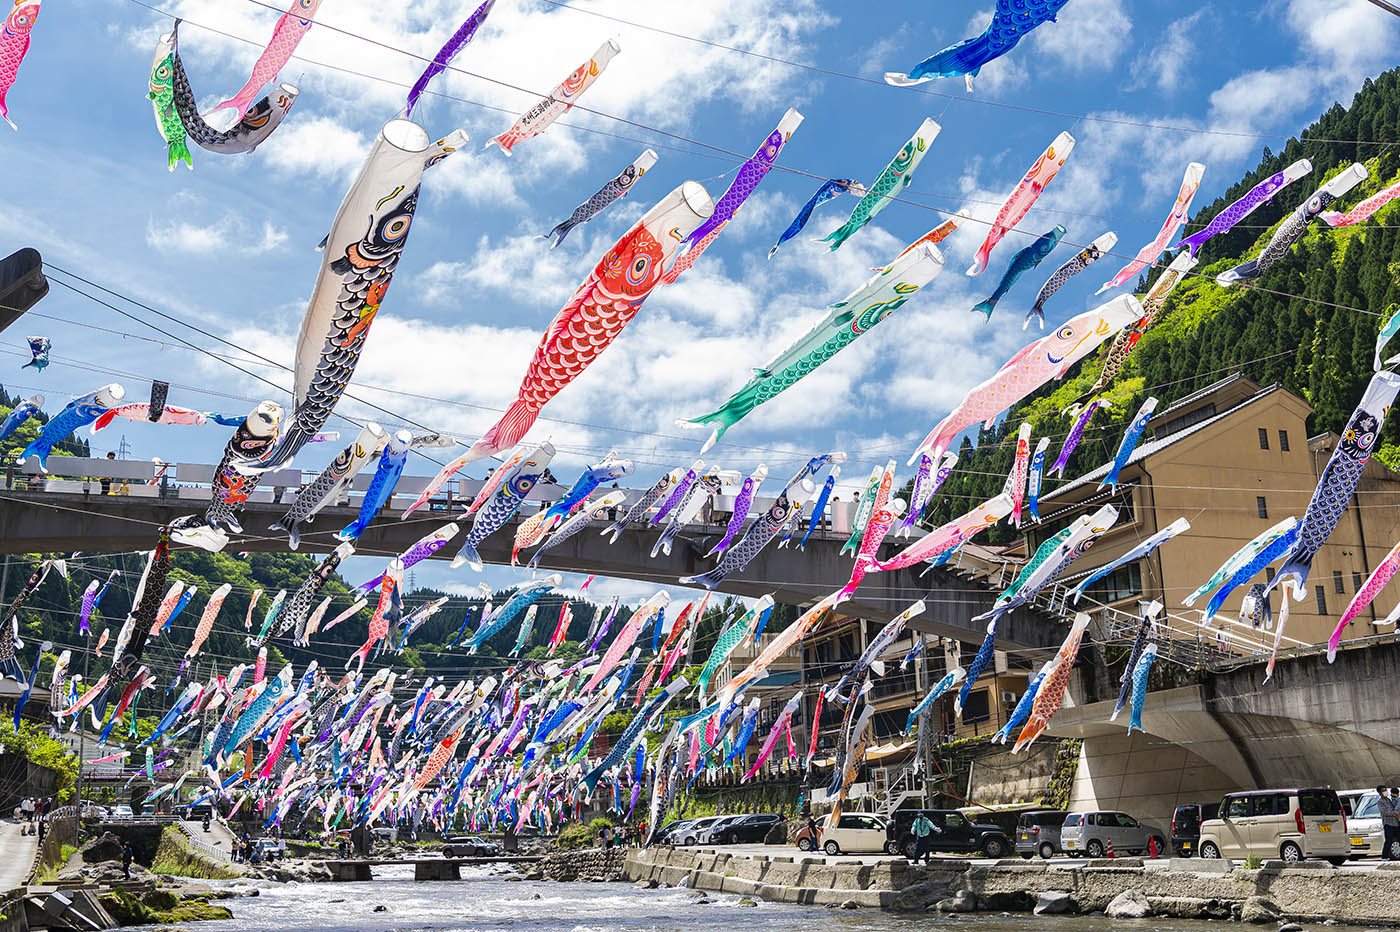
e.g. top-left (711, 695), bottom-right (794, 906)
top-left (1001, 691), bottom-right (1019, 705)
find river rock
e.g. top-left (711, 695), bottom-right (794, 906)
top-left (891, 879), bottom-right (957, 912)
top-left (840, 899), bottom-right (860, 909)
top-left (1278, 924), bottom-right (1303, 932)
top-left (82, 832), bottom-right (124, 863)
top-left (1033, 891), bottom-right (1073, 915)
top-left (1241, 896), bottom-right (1282, 923)
top-left (738, 898), bottom-right (757, 907)
top-left (1106, 890), bottom-right (1150, 919)
top-left (934, 890), bottom-right (977, 913)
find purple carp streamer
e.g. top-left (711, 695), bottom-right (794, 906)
top-left (404, 0), bottom-right (496, 117)
top-left (1177, 159), bottom-right (1312, 257)
top-left (661, 109), bottom-right (802, 284)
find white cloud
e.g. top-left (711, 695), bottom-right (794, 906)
top-left (145, 213), bottom-right (290, 255)
top-left (1285, 0), bottom-right (1399, 76)
top-left (1028, 0), bottom-right (1133, 74)
top-left (1128, 9), bottom-right (1204, 93)
top-left (260, 116), bottom-right (369, 180)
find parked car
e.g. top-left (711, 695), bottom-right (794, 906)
top-left (110, 805), bottom-right (134, 820)
top-left (711, 813), bottom-right (782, 845)
top-left (674, 817), bottom-right (724, 846)
top-left (696, 816), bottom-right (747, 845)
top-left (442, 835), bottom-right (501, 857)
top-left (371, 826), bottom-right (399, 843)
top-left (1015, 810), bottom-right (1068, 859)
top-left (1345, 792), bottom-right (1390, 859)
top-left (1197, 788), bottom-right (1348, 864)
top-left (820, 813), bottom-right (890, 855)
top-left (1061, 811), bottom-right (1167, 858)
top-left (888, 809), bottom-right (1010, 860)
top-left (253, 839), bottom-right (284, 862)
top-left (1170, 802), bottom-right (1219, 857)
top-left (654, 820), bottom-right (690, 844)
top-left (1339, 788), bottom-right (1371, 816)
top-left (174, 802), bottom-right (213, 821)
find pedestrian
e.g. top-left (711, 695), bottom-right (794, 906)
top-left (1380, 786), bottom-right (1398, 860)
top-left (910, 812), bottom-right (939, 864)
top-left (121, 841), bottom-right (134, 879)
top-left (101, 451), bottom-right (116, 494)
top-left (805, 813), bottom-right (819, 850)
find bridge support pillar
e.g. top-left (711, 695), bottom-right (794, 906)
top-left (332, 861), bottom-right (373, 881)
top-left (415, 860), bottom-right (460, 881)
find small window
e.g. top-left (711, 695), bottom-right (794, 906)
top-left (1258, 428), bottom-right (1270, 450)
top-left (1256, 496), bottom-right (1268, 519)
top-left (1316, 585), bottom-right (1328, 615)
top-left (1279, 430), bottom-right (1290, 452)
top-left (1266, 567), bottom-right (1276, 583)
top-left (1225, 796), bottom-right (1250, 819)
top-left (944, 812), bottom-right (965, 828)
top-left (1354, 572), bottom-right (1364, 592)
top-left (1334, 571), bottom-right (1345, 594)
top-left (961, 689), bottom-right (990, 723)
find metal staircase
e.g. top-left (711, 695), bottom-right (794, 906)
top-left (875, 762), bottom-right (925, 817)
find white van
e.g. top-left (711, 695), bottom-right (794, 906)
top-left (819, 813), bottom-right (889, 855)
top-left (1198, 787), bottom-right (1348, 864)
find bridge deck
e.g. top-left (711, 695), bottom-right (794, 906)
top-left (0, 467), bottom-right (1063, 650)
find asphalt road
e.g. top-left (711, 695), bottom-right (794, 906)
top-left (678, 842), bottom-right (1392, 871)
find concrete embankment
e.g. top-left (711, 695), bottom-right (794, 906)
top-left (619, 848), bottom-right (1400, 925)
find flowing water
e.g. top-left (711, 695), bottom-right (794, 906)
top-left (178, 865), bottom-right (1298, 932)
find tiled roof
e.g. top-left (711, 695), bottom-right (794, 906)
top-left (1040, 384), bottom-right (1284, 503)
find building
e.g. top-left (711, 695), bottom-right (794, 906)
top-left (1034, 374), bottom-right (1400, 648)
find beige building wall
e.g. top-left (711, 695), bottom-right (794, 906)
top-left (1036, 379), bottom-right (1400, 649)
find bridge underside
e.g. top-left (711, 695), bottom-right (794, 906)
top-left (1048, 641), bottom-right (1400, 830)
top-left (0, 491), bottom-right (1062, 650)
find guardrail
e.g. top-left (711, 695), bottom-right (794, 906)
top-left (175, 823), bottom-right (232, 863)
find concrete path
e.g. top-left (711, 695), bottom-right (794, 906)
top-left (0, 819), bottom-right (39, 890)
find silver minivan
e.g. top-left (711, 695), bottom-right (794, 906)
top-left (1061, 811), bottom-right (1168, 858)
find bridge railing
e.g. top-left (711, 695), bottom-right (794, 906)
top-left (3, 457), bottom-right (864, 541)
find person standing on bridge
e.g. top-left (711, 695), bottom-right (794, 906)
top-left (1379, 786), bottom-right (1398, 860)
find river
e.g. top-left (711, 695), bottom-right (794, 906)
top-left (179, 865), bottom-right (1323, 932)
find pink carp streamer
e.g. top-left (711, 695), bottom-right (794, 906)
top-left (214, 0), bottom-right (324, 118)
top-left (1327, 539), bottom-right (1400, 661)
top-left (968, 131), bottom-right (1073, 276)
top-left (1096, 162), bottom-right (1204, 294)
top-left (1322, 177), bottom-right (1400, 227)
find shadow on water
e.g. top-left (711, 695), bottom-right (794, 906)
top-left (174, 866), bottom-right (1378, 932)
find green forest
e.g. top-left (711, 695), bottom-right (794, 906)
top-left (922, 67), bottom-right (1400, 542)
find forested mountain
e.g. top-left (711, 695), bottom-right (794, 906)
top-left (922, 68), bottom-right (1400, 542)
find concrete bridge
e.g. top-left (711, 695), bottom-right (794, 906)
top-left (0, 457), bottom-right (1063, 651)
top-left (320, 854), bottom-right (542, 881)
top-left (1046, 633), bottom-right (1400, 834)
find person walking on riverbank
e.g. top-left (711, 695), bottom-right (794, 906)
top-left (121, 842), bottom-right (134, 879)
top-left (911, 813), bottom-right (939, 864)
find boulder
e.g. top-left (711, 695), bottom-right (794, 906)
top-left (141, 889), bottom-right (180, 911)
top-left (737, 898), bottom-right (757, 907)
top-left (1278, 924), bottom-right (1303, 932)
top-left (1106, 890), bottom-right (1150, 919)
top-left (1148, 896), bottom-right (1232, 919)
top-left (1240, 896), bottom-right (1282, 924)
top-left (979, 890), bottom-right (1034, 911)
top-left (1033, 891), bottom-right (1073, 916)
top-left (840, 899), bottom-right (860, 909)
top-left (934, 890), bottom-right (977, 913)
top-left (82, 833), bottom-right (125, 863)
top-left (891, 880), bottom-right (958, 912)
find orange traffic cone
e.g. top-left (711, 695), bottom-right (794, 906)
top-left (1149, 835), bottom-right (1158, 859)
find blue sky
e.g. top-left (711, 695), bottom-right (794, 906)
top-left (3, 0), bottom-right (1397, 604)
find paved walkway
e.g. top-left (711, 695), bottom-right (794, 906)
top-left (0, 819), bottom-right (39, 890)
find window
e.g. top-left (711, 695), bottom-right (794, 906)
top-left (1299, 789), bottom-right (1342, 816)
top-left (1334, 571), bottom-right (1345, 594)
top-left (961, 689), bottom-right (990, 723)
top-left (1266, 567), bottom-right (1276, 583)
top-left (944, 812), bottom-right (966, 828)
top-left (1159, 402), bottom-right (1215, 438)
top-left (1084, 563), bottom-right (1143, 604)
top-left (1316, 585), bottom-right (1328, 615)
top-left (1279, 430), bottom-right (1291, 452)
top-left (1256, 496), bottom-right (1268, 519)
top-left (1258, 427), bottom-right (1270, 450)
top-left (1224, 796), bottom-right (1250, 819)
top-left (1354, 572), bottom-right (1364, 592)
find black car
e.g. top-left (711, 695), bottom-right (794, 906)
top-left (888, 809), bottom-right (1010, 859)
top-left (175, 802), bottom-right (213, 821)
top-left (1170, 802), bottom-right (1219, 857)
top-left (712, 813), bottom-right (782, 845)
